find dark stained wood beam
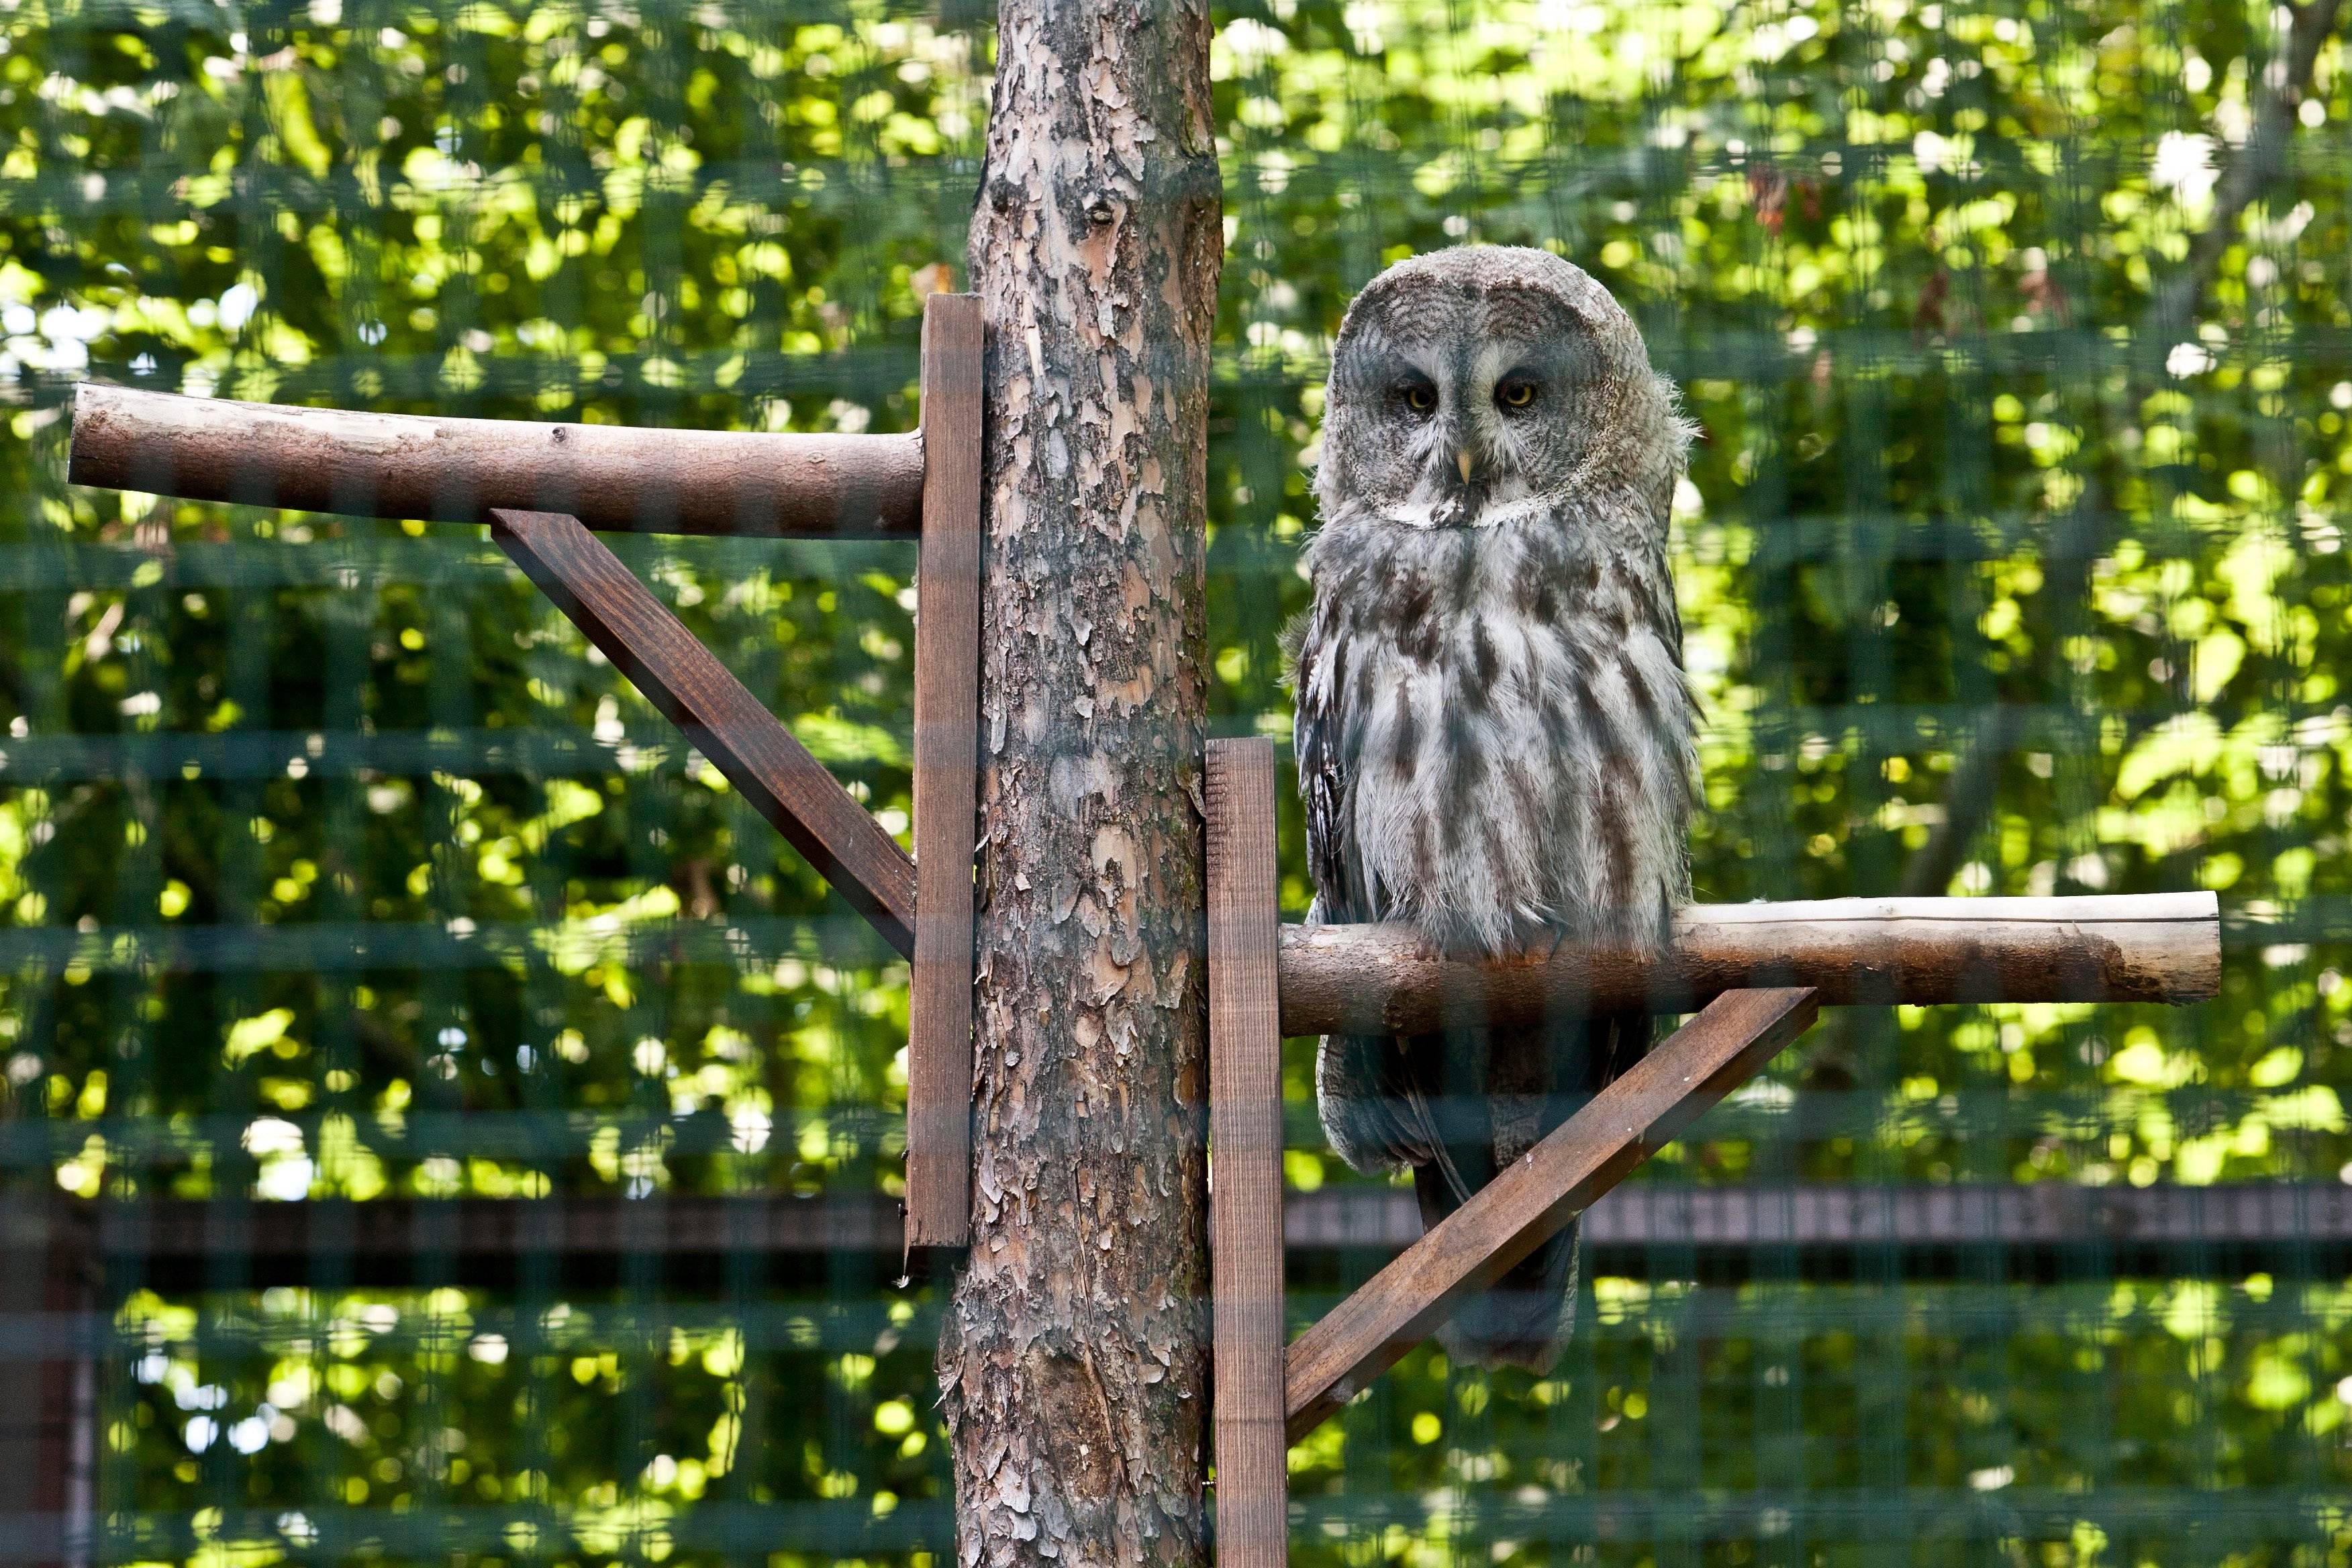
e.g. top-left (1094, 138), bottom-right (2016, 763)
top-left (487, 507), bottom-right (915, 955)
top-left (69, 384), bottom-right (925, 538)
top-left (1277, 893), bottom-right (2218, 1037)
top-left (904, 293), bottom-right (985, 1252)
top-left (1205, 738), bottom-right (1287, 1568)
top-left (45, 1181), bottom-right (2352, 1289)
top-left (1293, 1181), bottom-right (2352, 1263)
top-left (1283, 987), bottom-right (1821, 1442)
top-left (0, 1192), bottom-right (95, 1568)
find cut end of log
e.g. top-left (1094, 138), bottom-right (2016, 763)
top-left (62, 381), bottom-right (105, 489)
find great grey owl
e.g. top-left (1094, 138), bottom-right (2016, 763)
top-left (1289, 246), bottom-right (1696, 1371)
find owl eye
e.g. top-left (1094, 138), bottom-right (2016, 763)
top-left (1496, 378), bottom-right (1539, 410)
top-left (1399, 383), bottom-right (1436, 415)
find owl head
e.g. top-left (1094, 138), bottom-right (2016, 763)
top-left (1314, 246), bottom-right (1691, 531)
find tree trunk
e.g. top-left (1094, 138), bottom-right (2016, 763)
top-left (936, 4), bottom-right (1222, 1568)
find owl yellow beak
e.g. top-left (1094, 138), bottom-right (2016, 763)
top-left (1456, 449), bottom-right (1475, 483)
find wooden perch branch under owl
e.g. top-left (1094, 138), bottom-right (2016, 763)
top-left (1277, 892), bottom-right (2221, 1036)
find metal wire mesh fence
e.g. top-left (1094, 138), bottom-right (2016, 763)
top-left (0, 0), bottom-right (2348, 1563)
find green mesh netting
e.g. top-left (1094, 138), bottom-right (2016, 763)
top-left (0, 0), bottom-right (2347, 1563)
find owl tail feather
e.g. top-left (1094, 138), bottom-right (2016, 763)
top-left (1404, 1077), bottom-right (1474, 1206)
top-left (1409, 1008), bottom-right (1649, 1373)
top-left (1414, 1164), bottom-right (1582, 1373)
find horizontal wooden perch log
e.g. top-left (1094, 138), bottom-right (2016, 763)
top-left (1277, 893), bottom-right (2219, 1036)
top-left (68, 384), bottom-right (925, 538)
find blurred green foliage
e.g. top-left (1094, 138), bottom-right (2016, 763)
top-left (1, 0), bottom-right (2350, 1561)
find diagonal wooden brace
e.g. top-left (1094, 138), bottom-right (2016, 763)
top-left (1281, 985), bottom-right (1820, 1442)
top-left (488, 506), bottom-right (917, 956)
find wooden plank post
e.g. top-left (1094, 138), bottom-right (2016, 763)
top-left (1283, 986), bottom-right (1821, 1441)
top-left (906, 291), bottom-right (985, 1252)
top-left (1206, 738), bottom-right (1287, 1568)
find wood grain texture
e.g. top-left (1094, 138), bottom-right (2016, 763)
top-left (487, 508), bottom-right (916, 955)
top-left (1206, 739), bottom-right (1287, 1568)
top-left (71, 383), bottom-right (925, 538)
top-left (905, 293), bottom-right (985, 1253)
top-left (1277, 892), bottom-right (2217, 1036)
top-left (1283, 987), bottom-right (1821, 1442)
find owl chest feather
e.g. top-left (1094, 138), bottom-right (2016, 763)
top-left (1296, 503), bottom-right (1694, 957)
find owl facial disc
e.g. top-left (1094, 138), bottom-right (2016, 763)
top-left (1315, 244), bottom-right (1685, 536)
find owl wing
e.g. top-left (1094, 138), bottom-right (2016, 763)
top-left (1295, 626), bottom-right (1359, 926)
top-left (1293, 606), bottom-right (1437, 1175)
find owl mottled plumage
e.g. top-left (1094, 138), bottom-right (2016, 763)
top-left (1290, 246), bottom-right (1696, 1370)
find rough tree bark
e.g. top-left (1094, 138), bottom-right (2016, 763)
top-left (936, 5), bottom-right (1222, 1568)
